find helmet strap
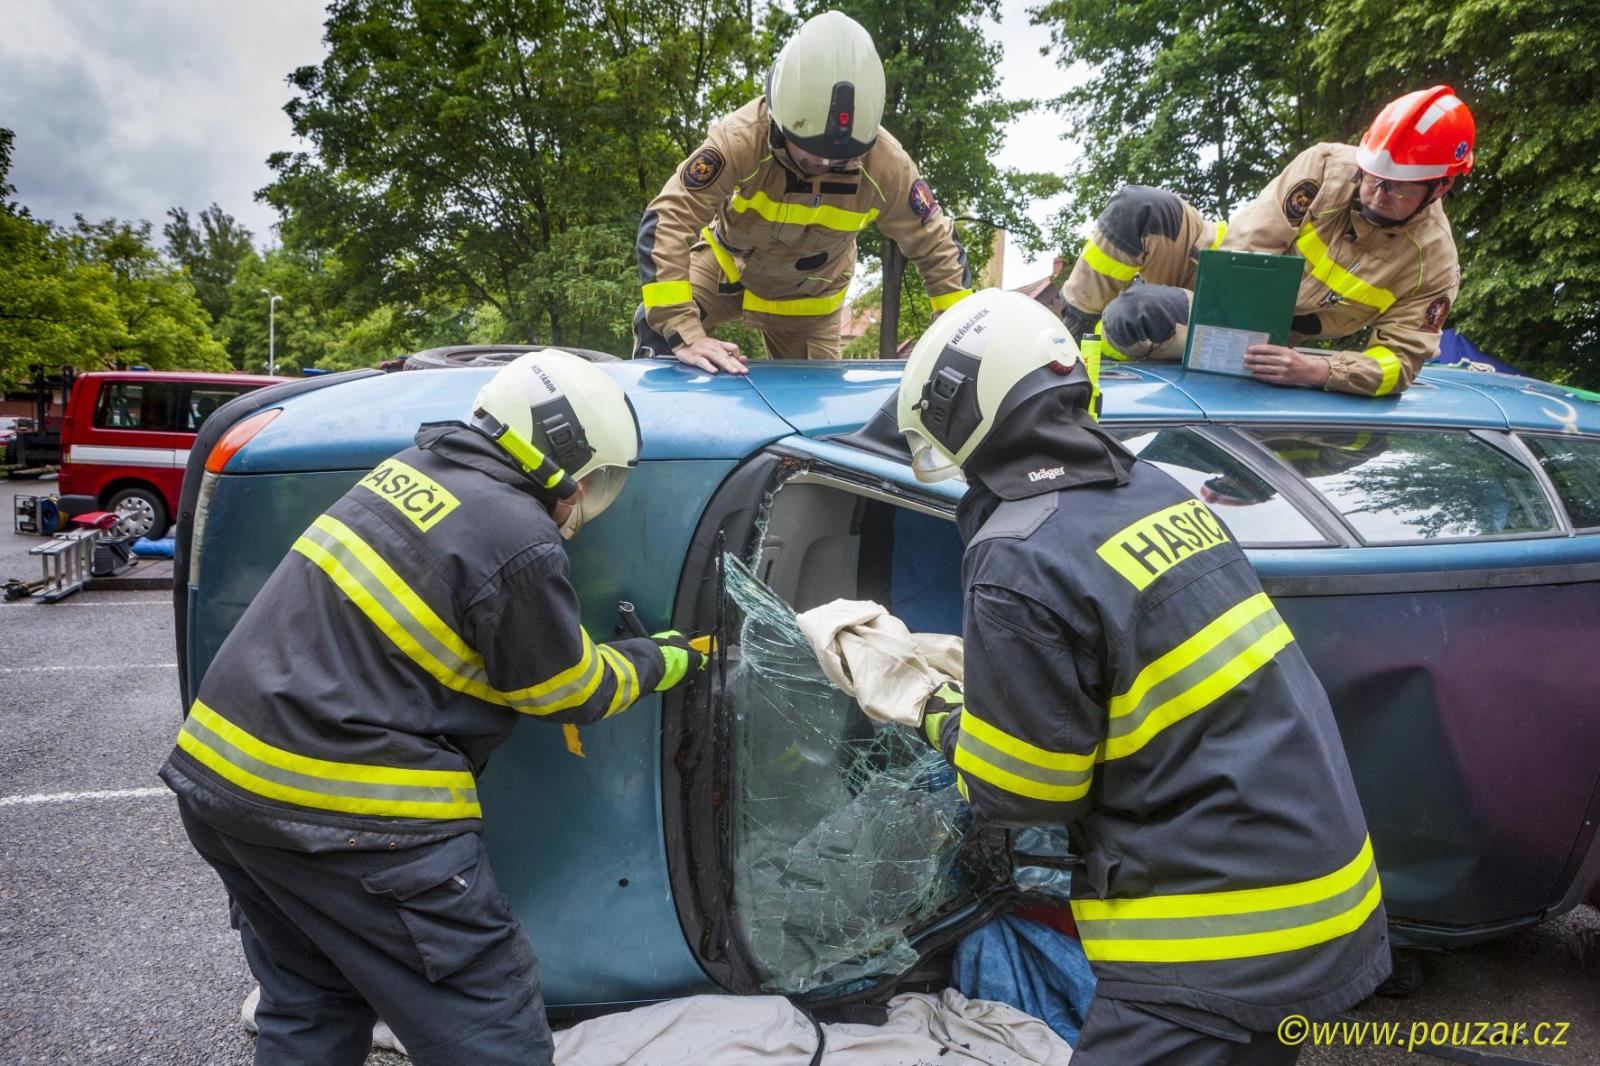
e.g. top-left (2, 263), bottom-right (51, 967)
top-left (471, 409), bottom-right (578, 499)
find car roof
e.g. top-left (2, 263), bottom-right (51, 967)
top-left (738, 361), bottom-right (1600, 438)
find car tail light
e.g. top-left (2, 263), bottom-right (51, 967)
top-left (206, 408), bottom-right (280, 473)
top-left (191, 408), bottom-right (280, 587)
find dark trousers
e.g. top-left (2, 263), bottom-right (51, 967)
top-left (1073, 997), bottom-right (1303, 1066)
top-left (179, 801), bottom-right (554, 1066)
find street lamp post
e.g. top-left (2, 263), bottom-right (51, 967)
top-left (260, 289), bottom-right (283, 375)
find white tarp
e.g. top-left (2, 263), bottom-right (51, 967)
top-left (554, 988), bottom-right (1071, 1066)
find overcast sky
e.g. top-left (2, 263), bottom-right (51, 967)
top-left (0, 0), bottom-right (1077, 286)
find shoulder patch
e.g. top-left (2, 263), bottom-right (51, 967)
top-left (1423, 296), bottom-right (1450, 333)
top-left (682, 146), bottom-right (725, 190)
top-left (358, 458), bottom-right (460, 532)
top-left (909, 179), bottom-right (939, 224)
top-left (1283, 179), bottom-right (1319, 224)
top-left (968, 493), bottom-right (1059, 548)
top-left (1095, 498), bottom-right (1231, 591)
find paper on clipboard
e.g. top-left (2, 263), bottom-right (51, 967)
top-left (1186, 325), bottom-right (1268, 377)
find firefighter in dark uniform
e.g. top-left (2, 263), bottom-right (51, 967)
top-left (159, 352), bottom-right (705, 1066)
top-left (896, 290), bottom-right (1390, 1062)
top-left (633, 10), bottom-right (973, 374)
top-left (1060, 86), bottom-right (1475, 397)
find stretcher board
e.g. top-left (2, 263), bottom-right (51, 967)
top-left (1182, 249), bottom-right (1302, 377)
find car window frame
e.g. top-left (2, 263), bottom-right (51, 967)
top-left (1110, 422), bottom-right (1346, 549)
top-left (1512, 431), bottom-right (1600, 535)
top-left (92, 379), bottom-right (182, 433)
top-left (1230, 422), bottom-right (1568, 547)
top-left (178, 382), bottom-right (259, 435)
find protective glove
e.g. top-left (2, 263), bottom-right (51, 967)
top-left (651, 630), bottom-right (710, 692)
top-left (921, 681), bottom-right (963, 747)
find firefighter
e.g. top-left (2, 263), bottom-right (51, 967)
top-left (898, 290), bottom-right (1390, 1063)
top-left (159, 352), bottom-right (706, 1066)
top-left (633, 9), bottom-right (973, 374)
top-left (1060, 86), bottom-right (1474, 398)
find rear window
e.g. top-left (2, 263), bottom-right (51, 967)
top-left (182, 385), bottom-right (256, 432)
top-left (1522, 435), bottom-right (1600, 530)
top-left (93, 381), bottom-right (179, 431)
top-left (1112, 427), bottom-right (1327, 546)
top-left (1247, 429), bottom-right (1558, 543)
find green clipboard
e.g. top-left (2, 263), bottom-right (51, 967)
top-left (1182, 249), bottom-right (1303, 376)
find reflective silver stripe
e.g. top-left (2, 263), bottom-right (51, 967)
top-left (955, 728), bottom-right (1095, 791)
top-left (507, 636), bottom-right (605, 715)
top-left (1107, 605), bottom-right (1287, 744)
top-left (180, 713), bottom-right (478, 809)
top-left (1073, 862), bottom-right (1380, 942)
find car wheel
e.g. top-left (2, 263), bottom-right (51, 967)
top-left (107, 486), bottom-right (169, 539)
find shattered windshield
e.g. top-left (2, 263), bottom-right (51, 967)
top-left (722, 544), bottom-right (1004, 994)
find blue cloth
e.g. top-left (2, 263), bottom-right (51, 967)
top-left (1429, 329), bottom-right (1524, 376)
top-left (131, 536), bottom-right (175, 558)
top-left (954, 913), bottom-right (1098, 1046)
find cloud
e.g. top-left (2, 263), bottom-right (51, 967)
top-left (0, 0), bottom-right (326, 242)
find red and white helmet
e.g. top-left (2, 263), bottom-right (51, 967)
top-left (1356, 86), bottom-right (1475, 181)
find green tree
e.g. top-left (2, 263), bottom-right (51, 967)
top-left (1, 131), bottom-right (224, 386)
top-left (263, 0), bottom-right (766, 354)
top-left (67, 217), bottom-right (230, 373)
top-left (164, 203), bottom-right (256, 326)
top-left (1313, 0), bottom-right (1600, 387)
top-left (1032, 0), bottom-right (1330, 237)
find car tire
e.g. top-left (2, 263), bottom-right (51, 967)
top-left (402, 345), bottom-right (620, 371)
top-left (107, 486), bottom-right (169, 539)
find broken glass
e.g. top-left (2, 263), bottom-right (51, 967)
top-left (722, 552), bottom-right (1001, 994)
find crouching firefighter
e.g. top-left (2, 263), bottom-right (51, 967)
top-left (159, 352), bottom-right (706, 1066)
top-left (898, 290), bottom-right (1389, 1063)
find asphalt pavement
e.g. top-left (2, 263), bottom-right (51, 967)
top-left (0, 483), bottom-right (1595, 1064)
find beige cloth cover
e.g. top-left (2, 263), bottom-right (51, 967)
top-left (796, 598), bottom-right (964, 726)
top-left (554, 989), bottom-right (1072, 1065)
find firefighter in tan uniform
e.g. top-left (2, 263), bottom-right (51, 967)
top-left (634, 10), bottom-right (973, 374)
top-left (1060, 86), bottom-right (1476, 398)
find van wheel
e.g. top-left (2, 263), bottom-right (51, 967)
top-left (107, 487), bottom-right (169, 539)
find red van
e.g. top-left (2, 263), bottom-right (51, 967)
top-left (58, 370), bottom-right (285, 537)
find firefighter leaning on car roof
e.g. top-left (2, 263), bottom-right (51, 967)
top-left (1060, 85), bottom-right (1474, 398)
top-left (158, 352), bottom-right (705, 1066)
top-left (632, 9), bottom-right (973, 375)
top-left (898, 290), bottom-right (1389, 1064)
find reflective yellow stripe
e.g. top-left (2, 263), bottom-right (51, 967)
top-left (1082, 238), bottom-right (1140, 283)
top-left (1071, 838), bottom-right (1383, 963)
top-left (1210, 220), bottom-right (1228, 249)
top-left (179, 701), bottom-right (481, 819)
top-left (294, 515), bottom-right (604, 716)
top-left (1295, 223), bottom-right (1396, 311)
top-left (929, 288), bottom-right (974, 312)
top-left (741, 288), bottom-right (849, 317)
top-left (730, 189), bottom-right (879, 232)
top-left (1366, 345), bottom-right (1402, 396)
top-left (597, 643), bottom-right (640, 718)
top-left (959, 710), bottom-right (1097, 772)
top-left (642, 280), bottom-right (693, 307)
top-left (701, 226), bottom-right (741, 284)
top-left (1105, 593), bottom-right (1293, 760)
top-left (953, 708), bottom-right (1096, 803)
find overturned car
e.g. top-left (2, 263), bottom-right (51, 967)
top-left (174, 347), bottom-right (1600, 1009)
